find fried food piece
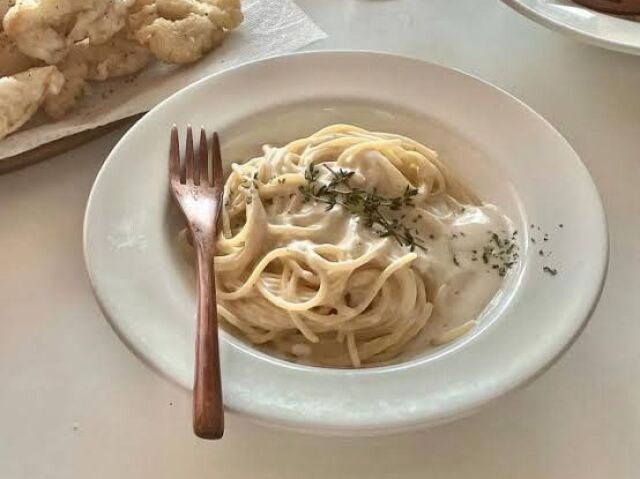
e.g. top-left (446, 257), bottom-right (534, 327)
top-left (75, 34), bottom-right (151, 80)
top-left (0, 1), bottom-right (14, 24)
top-left (0, 65), bottom-right (64, 139)
top-left (129, 0), bottom-right (242, 64)
top-left (155, 0), bottom-right (242, 27)
top-left (127, 0), bottom-right (155, 32)
top-left (135, 13), bottom-right (223, 64)
top-left (42, 61), bottom-right (87, 120)
top-left (0, 0), bottom-right (27, 75)
top-left (3, 0), bottom-right (135, 64)
top-left (157, 0), bottom-right (210, 18)
top-left (43, 36), bottom-right (151, 119)
top-left (2, 0), bottom-right (71, 63)
top-left (68, 0), bottom-right (135, 45)
top-left (204, 0), bottom-right (242, 29)
top-left (0, 31), bottom-right (38, 75)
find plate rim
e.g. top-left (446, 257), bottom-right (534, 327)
top-left (83, 50), bottom-right (609, 434)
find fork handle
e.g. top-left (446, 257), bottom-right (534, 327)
top-left (193, 246), bottom-right (224, 439)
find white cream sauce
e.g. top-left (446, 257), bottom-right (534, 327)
top-left (276, 160), bottom-right (514, 350)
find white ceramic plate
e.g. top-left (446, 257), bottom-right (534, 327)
top-left (84, 51), bottom-right (608, 435)
top-left (503, 0), bottom-right (640, 55)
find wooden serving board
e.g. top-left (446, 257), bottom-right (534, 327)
top-left (0, 114), bottom-right (143, 175)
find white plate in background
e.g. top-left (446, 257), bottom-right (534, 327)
top-left (503, 0), bottom-right (640, 55)
top-left (84, 51), bottom-right (608, 435)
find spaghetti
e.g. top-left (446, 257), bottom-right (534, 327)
top-left (183, 124), bottom-right (515, 367)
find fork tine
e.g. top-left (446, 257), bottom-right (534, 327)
top-left (185, 125), bottom-right (194, 184)
top-left (211, 132), bottom-right (223, 191)
top-left (169, 125), bottom-right (180, 181)
top-left (199, 128), bottom-right (208, 186)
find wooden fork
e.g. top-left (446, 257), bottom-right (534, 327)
top-left (169, 126), bottom-right (224, 439)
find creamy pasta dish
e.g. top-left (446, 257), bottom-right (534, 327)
top-left (183, 124), bottom-right (519, 367)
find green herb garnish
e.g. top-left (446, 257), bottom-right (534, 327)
top-left (299, 164), bottom-right (425, 251)
top-left (480, 231), bottom-right (520, 276)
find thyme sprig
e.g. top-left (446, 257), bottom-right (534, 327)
top-left (299, 164), bottom-right (425, 251)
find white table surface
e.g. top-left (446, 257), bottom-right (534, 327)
top-left (1, 1), bottom-right (639, 477)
